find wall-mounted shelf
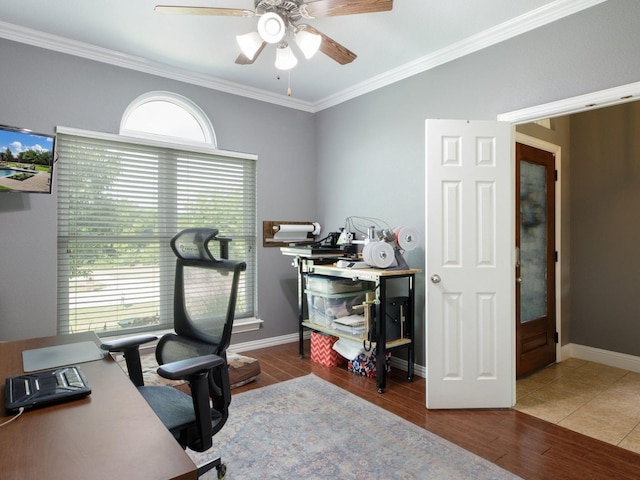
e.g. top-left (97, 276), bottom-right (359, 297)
top-left (263, 220), bottom-right (319, 247)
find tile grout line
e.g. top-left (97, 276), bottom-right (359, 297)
top-left (517, 360), bottom-right (640, 452)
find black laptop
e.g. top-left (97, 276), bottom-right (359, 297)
top-left (5, 365), bottom-right (91, 412)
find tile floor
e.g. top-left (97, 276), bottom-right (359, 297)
top-left (515, 358), bottom-right (640, 454)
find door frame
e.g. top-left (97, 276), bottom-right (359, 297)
top-left (421, 83), bottom-right (637, 399)
top-left (499, 81), bottom-right (640, 124)
top-left (515, 133), bottom-right (563, 364)
top-left (498, 82), bottom-right (640, 364)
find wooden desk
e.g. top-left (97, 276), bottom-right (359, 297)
top-left (0, 333), bottom-right (197, 480)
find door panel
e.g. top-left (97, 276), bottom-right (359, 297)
top-left (426, 119), bottom-right (514, 409)
top-left (516, 142), bottom-right (556, 378)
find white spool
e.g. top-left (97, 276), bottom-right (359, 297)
top-left (394, 226), bottom-right (419, 251)
top-left (270, 222), bottom-right (321, 242)
top-left (363, 241), bottom-right (395, 268)
top-left (277, 223), bottom-right (320, 235)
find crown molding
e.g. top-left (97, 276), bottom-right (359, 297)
top-left (314, 0), bottom-right (607, 111)
top-left (0, 20), bottom-right (316, 113)
top-left (0, 0), bottom-right (605, 113)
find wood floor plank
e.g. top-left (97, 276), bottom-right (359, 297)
top-left (232, 341), bottom-right (640, 479)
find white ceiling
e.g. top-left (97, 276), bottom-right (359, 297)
top-left (0, 0), bottom-right (604, 111)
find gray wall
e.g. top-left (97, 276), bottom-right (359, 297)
top-left (570, 101), bottom-right (640, 356)
top-left (0, 39), bottom-right (317, 342)
top-left (2, 0), bottom-right (640, 365)
top-left (315, 0), bottom-right (640, 365)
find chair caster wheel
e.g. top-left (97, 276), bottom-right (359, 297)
top-left (216, 463), bottom-right (227, 479)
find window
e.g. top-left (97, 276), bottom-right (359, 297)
top-left (56, 126), bottom-right (257, 337)
top-left (120, 91), bottom-right (217, 146)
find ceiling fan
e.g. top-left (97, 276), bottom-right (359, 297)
top-left (155, 0), bottom-right (394, 69)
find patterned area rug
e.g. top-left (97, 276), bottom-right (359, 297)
top-left (190, 374), bottom-right (522, 480)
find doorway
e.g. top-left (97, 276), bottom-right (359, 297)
top-left (516, 142), bottom-right (556, 378)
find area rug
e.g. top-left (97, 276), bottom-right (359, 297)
top-left (189, 374), bottom-right (521, 480)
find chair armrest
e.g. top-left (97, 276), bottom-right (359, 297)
top-left (158, 354), bottom-right (227, 454)
top-left (101, 334), bottom-right (157, 387)
top-left (157, 354), bottom-right (225, 381)
top-left (101, 334), bottom-right (158, 352)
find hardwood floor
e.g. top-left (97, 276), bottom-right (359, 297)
top-left (233, 341), bottom-right (640, 480)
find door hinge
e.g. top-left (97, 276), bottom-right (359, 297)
top-left (554, 170), bottom-right (558, 181)
top-left (554, 251), bottom-right (558, 263)
top-left (554, 332), bottom-right (559, 343)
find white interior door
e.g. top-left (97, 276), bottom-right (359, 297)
top-left (425, 119), bottom-right (515, 409)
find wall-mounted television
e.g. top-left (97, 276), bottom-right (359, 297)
top-left (0, 124), bottom-right (55, 194)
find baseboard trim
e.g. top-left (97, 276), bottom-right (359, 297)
top-left (563, 343), bottom-right (640, 372)
top-left (233, 338), bottom-right (640, 378)
top-left (389, 356), bottom-right (427, 379)
top-left (230, 331), bottom-right (311, 353)
top-left (231, 333), bottom-right (426, 378)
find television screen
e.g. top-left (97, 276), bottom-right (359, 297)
top-left (0, 124), bottom-right (55, 194)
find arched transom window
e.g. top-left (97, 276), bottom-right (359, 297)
top-left (120, 91), bottom-right (217, 147)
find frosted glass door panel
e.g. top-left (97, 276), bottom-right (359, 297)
top-left (520, 161), bottom-right (547, 323)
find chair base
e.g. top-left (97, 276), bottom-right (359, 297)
top-left (198, 456), bottom-right (226, 479)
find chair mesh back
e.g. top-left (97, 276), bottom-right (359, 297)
top-left (157, 334), bottom-right (213, 364)
top-left (176, 264), bottom-right (239, 350)
top-left (169, 228), bottom-right (246, 358)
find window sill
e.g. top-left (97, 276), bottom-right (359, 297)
top-left (102, 317), bottom-right (263, 358)
top-left (231, 317), bottom-right (264, 334)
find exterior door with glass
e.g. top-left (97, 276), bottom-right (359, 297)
top-left (516, 142), bottom-right (556, 378)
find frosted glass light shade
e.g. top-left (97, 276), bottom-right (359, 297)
top-left (275, 43), bottom-right (298, 70)
top-left (236, 32), bottom-right (263, 60)
top-left (258, 12), bottom-right (285, 43)
top-left (295, 29), bottom-right (321, 59)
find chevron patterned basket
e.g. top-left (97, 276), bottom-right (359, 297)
top-left (310, 331), bottom-right (344, 367)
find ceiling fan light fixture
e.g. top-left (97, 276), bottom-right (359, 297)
top-left (236, 31), bottom-right (263, 60)
top-left (258, 12), bottom-right (286, 43)
top-left (295, 28), bottom-right (321, 59)
top-left (275, 42), bottom-right (298, 71)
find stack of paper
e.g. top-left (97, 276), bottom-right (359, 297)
top-left (332, 315), bottom-right (366, 336)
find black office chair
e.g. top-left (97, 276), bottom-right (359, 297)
top-left (102, 228), bottom-right (246, 479)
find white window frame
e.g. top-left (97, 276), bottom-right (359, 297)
top-left (120, 91), bottom-right (218, 148)
top-left (56, 93), bottom-right (260, 337)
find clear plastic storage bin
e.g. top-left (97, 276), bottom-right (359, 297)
top-left (305, 289), bottom-right (369, 327)
top-left (305, 274), bottom-right (371, 294)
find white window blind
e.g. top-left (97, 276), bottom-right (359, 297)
top-left (56, 127), bottom-right (256, 337)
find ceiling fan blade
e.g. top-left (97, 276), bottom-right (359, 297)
top-left (302, 0), bottom-right (392, 17)
top-left (235, 42), bottom-right (267, 65)
top-left (305, 26), bottom-right (356, 65)
top-left (155, 5), bottom-right (254, 16)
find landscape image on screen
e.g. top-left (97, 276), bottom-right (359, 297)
top-left (0, 125), bottom-right (54, 193)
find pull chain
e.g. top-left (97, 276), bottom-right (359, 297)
top-left (276, 70), bottom-right (292, 97)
